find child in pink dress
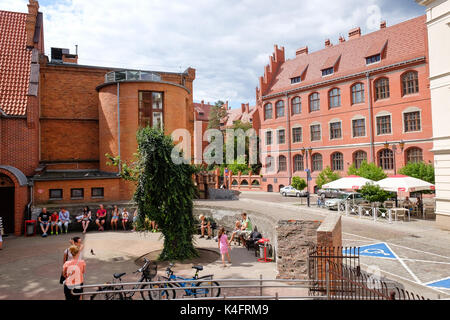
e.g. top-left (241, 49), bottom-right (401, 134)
top-left (218, 227), bottom-right (231, 267)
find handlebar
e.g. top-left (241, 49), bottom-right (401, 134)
top-left (137, 258), bottom-right (150, 273)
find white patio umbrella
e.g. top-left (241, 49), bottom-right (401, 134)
top-left (322, 175), bottom-right (375, 190)
top-left (376, 175), bottom-right (435, 193)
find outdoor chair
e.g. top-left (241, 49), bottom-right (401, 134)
top-left (384, 201), bottom-right (395, 209)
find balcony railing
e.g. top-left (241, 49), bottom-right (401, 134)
top-left (105, 70), bottom-right (162, 83)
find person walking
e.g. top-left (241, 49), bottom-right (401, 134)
top-left (111, 205), bottom-right (119, 231)
top-left (59, 208), bottom-right (70, 234)
top-left (218, 227), bottom-right (231, 267)
top-left (62, 245), bottom-right (86, 300)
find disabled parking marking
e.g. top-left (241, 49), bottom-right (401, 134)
top-left (426, 277), bottom-right (450, 290)
top-left (343, 243), bottom-right (397, 259)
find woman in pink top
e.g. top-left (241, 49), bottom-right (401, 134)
top-left (218, 227), bottom-right (231, 267)
top-left (63, 245), bottom-right (86, 300)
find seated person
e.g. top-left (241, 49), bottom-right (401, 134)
top-left (199, 215), bottom-right (212, 240)
top-left (229, 212), bottom-right (252, 246)
top-left (403, 197), bottom-right (413, 211)
top-left (38, 208), bottom-right (50, 237)
top-left (50, 211), bottom-right (60, 235)
top-left (122, 209), bottom-right (129, 230)
top-left (58, 208), bottom-right (70, 234)
top-left (95, 204), bottom-right (107, 231)
top-left (111, 205), bottom-right (120, 231)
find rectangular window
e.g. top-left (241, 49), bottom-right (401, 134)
top-left (278, 129), bottom-right (286, 144)
top-left (291, 76), bottom-right (301, 84)
top-left (377, 115), bottom-right (392, 135)
top-left (330, 122), bottom-right (342, 139)
top-left (139, 91), bottom-right (164, 128)
top-left (91, 187), bottom-right (104, 198)
top-left (292, 127), bottom-right (302, 143)
top-left (404, 111), bottom-right (421, 132)
top-left (352, 119), bottom-right (366, 137)
top-left (310, 124), bottom-right (321, 141)
top-left (70, 188), bottom-right (84, 199)
top-left (366, 54), bottom-right (381, 65)
top-left (49, 189), bottom-right (63, 200)
top-left (265, 131), bottom-right (272, 145)
top-left (322, 67), bottom-right (334, 76)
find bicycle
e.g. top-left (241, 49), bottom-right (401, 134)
top-left (156, 263), bottom-right (221, 299)
top-left (90, 258), bottom-right (166, 300)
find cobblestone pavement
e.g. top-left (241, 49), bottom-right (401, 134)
top-left (198, 192), bottom-right (450, 299)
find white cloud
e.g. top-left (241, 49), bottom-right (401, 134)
top-left (3, 0), bottom-right (424, 108)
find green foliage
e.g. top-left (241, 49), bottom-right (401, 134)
top-left (359, 183), bottom-right (394, 204)
top-left (207, 100), bottom-right (227, 129)
top-left (109, 127), bottom-right (198, 261)
top-left (291, 176), bottom-right (307, 191)
top-left (316, 167), bottom-right (341, 189)
top-left (398, 161), bottom-right (435, 184)
top-left (347, 161), bottom-right (387, 181)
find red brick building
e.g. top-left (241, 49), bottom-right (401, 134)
top-left (0, 1), bottom-right (196, 235)
top-left (253, 16), bottom-right (433, 193)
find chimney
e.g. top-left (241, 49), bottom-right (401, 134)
top-left (201, 100), bottom-right (204, 107)
top-left (241, 103), bottom-right (245, 113)
top-left (296, 46), bottom-right (308, 56)
top-left (348, 27), bottom-right (361, 40)
top-left (380, 20), bottom-right (387, 29)
top-left (245, 103), bottom-right (250, 114)
top-left (25, 0), bottom-right (39, 48)
top-left (325, 39), bottom-right (332, 47)
top-left (339, 35), bottom-right (346, 43)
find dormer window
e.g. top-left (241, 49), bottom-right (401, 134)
top-left (291, 76), bottom-right (301, 84)
top-left (366, 54), bottom-right (381, 65)
top-left (322, 67), bottom-right (334, 77)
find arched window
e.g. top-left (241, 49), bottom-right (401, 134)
top-left (375, 78), bottom-right (390, 100)
top-left (264, 103), bottom-right (273, 120)
top-left (267, 184), bottom-right (273, 192)
top-left (402, 71), bottom-right (419, 96)
top-left (329, 88), bottom-right (341, 108)
top-left (331, 152), bottom-right (344, 171)
top-left (292, 97), bottom-right (301, 115)
top-left (312, 153), bottom-right (323, 172)
top-left (351, 83), bottom-right (365, 104)
top-left (406, 147), bottom-right (423, 164)
top-left (378, 149), bottom-right (394, 170)
top-left (293, 154), bottom-right (304, 172)
top-left (265, 156), bottom-right (274, 172)
top-left (278, 155), bottom-right (287, 172)
top-left (353, 150), bottom-right (367, 169)
top-left (276, 101), bottom-right (285, 118)
top-left (240, 179), bottom-right (249, 186)
top-left (309, 93), bottom-right (320, 112)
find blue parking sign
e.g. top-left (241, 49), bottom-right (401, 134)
top-left (343, 243), bottom-right (397, 259)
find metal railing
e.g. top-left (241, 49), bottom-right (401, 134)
top-left (105, 70), bottom-right (162, 83)
top-left (338, 201), bottom-right (413, 224)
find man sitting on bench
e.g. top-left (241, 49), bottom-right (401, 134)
top-left (229, 212), bottom-right (252, 247)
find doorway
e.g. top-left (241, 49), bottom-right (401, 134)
top-left (0, 187), bottom-right (15, 234)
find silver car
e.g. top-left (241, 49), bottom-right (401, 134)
top-left (325, 192), bottom-right (366, 210)
top-left (280, 185), bottom-right (307, 197)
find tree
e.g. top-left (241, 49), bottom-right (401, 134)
top-left (316, 167), bottom-right (341, 189)
top-left (398, 162), bottom-right (435, 184)
top-left (359, 183), bottom-right (394, 204)
top-left (108, 127), bottom-right (198, 261)
top-left (347, 161), bottom-right (387, 181)
top-left (207, 100), bottom-right (228, 129)
top-left (291, 176), bottom-right (307, 191)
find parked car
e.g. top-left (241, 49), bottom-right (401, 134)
top-left (280, 185), bottom-right (307, 197)
top-left (324, 192), bottom-right (366, 210)
top-left (317, 188), bottom-right (345, 198)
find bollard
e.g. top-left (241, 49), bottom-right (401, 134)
top-left (388, 209), bottom-right (392, 224)
top-left (359, 205), bottom-right (362, 219)
top-left (345, 200), bottom-right (349, 216)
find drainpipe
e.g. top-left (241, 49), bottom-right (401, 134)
top-left (117, 82), bottom-right (121, 174)
top-left (285, 94), bottom-right (292, 185)
top-left (366, 72), bottom-right (375, 163)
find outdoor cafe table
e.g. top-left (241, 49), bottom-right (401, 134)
top-left (390, 208), bottom-right (410, 222)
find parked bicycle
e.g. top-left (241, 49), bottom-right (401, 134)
top-left (90, 258), bottom-right (165, 300)
top-left (154, 263), bottom-right (221, 299)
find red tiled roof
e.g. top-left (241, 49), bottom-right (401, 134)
top-left (0, 10), bottom-right (32, 116)
top-left (266, 15), bottom-right (427, 96)
top-left (194, 102), bottom-right (213, 121)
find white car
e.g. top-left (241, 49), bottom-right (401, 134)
top-left (324, 192), bottom-right (366, 210)
top-left (280, 185), bottom-right (307, 197)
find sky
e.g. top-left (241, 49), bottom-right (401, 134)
top-left (1, 0), bottom-right (425, 109)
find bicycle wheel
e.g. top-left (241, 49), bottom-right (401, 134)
top-left (90, 286), bottom-right (123, 300)
top-left (145, 277), bottom-right (175, 300)
top-left (194, 281), bottom-right (220, 298)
